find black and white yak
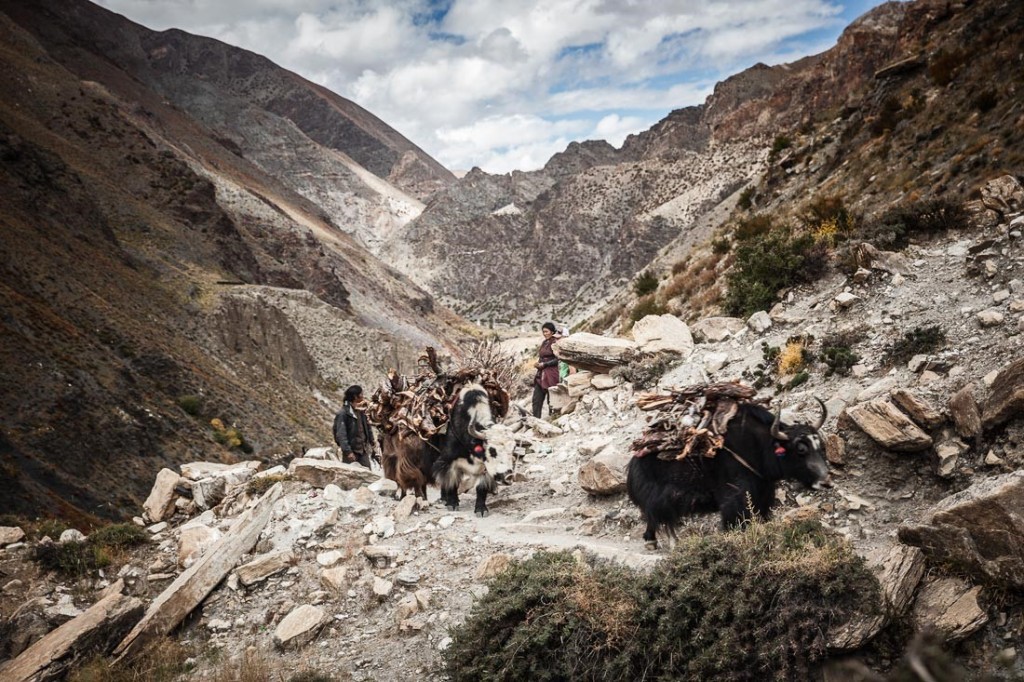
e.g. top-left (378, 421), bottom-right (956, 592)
top-left (626, 399), bottom-right (830, 548)
top-left (433, 383), bottom-right (515, 516)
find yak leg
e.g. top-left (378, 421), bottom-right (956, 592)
top-left (474, 480), bottom-right (491, 517)
top-left (719, 486), bottom-right (758, 529)
top-left (441, 485), bottom-right (459, 511)
top-left (642, 515), bottom-right (659, 550)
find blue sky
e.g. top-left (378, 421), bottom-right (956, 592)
top-left (97, 0), bottom-right (892, 173)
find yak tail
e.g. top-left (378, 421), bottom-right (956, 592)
top-left (395, 448), bottom-right (428, 493)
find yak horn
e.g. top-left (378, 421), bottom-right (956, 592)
top-left (771, 403), bottom-right (789, 441)
top-left (812, 397), bottom-right (827, 430)
top-left (468, 422), bottom-right (489, 440)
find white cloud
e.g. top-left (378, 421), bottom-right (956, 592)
top-left (97, 0), bottom-right (876, 173)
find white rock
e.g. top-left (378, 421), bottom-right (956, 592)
top-left (978, 309), bottom-right (1005, 327)
top-left (834, 292), bottom-right (860, 309)
top-left (273, 605), bottom-right (328, 650)
top-left (746, 311), bottom-right (772, 333)
top-left (322, 484), bottom-right (344, 506)
top-left (372, 577), bottom-right (394, 599)
top-left (630, 314), bottom-right (694, 356)
top-left (475, 553), bottom-right (513, 580)
top-left (316, 550), bottom-right (345, 567)
top-left (303, 446), bottom-right (334, 460)
top-left (691, 316), bottom-right (745, 343)
top-left (393, 495), bottom-right (417, 522)
top-left (207, 618), bottom-right (232, 631)
top-left (146, 522), bottom-right (168, 535)
top-left (143, 468), bottom-right (181, 523)
top-left (856, 377), bottom-right (899, 403)
top-left (178, 525), bottom-right (222, 568)
top-left (522, 508), bottom-right (565, 523)
top-left (704, 352), bottom-right (729, 373)
top-left (993, 290), bottom-right (1011, 304)
top-left (320, 566), bottom-right (348, 593)
top-left (437, 516), bottom-right (455, 530)
top-left (59, 529), bottom-right (86, 544)
top-left (590, 374), bottom-right (620, 390)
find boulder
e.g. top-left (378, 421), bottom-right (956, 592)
top-left (547, 384), bottom-right (572, 412)
top-left (578, 436), bottom-right (613, 458)
top-left (0, 526), bottom-right (25, 546)
top-left (980, 174), bottom-right (1024, 216)
top-left (846, 400), bottom-right (933, 451)
top-left (288, 459), bottom-right (380, 489)
top-left (898, 470), bottom-right (1024, 588)
top-left (590, 374), bottom-right (620, 390)
top-left (578, 448), bottom-right (629, 495)
top-left (143, 468), bottom-right (181, 523)
top-left (855, 242), bottom-right (911, 276)
top-left (236, 550), bottom-right (294, 587)
top-left (746, 311), bottom-right (772, 333)
top-left (372, 577), bottom-right (394, 599)
top-left (690, 316), bottom-right (745, 343)
top-left (828, 544), bottom-right (925, 651)
top-left (890, 389), bottom-right (944, 429)
top-left (320, 567), bottom-right (348, 594)
top-left (834, 292), bottom-right (860, 309)
top-left (630, 314), bottom-right (694, 356)
top-left (59, 529), bottom-right (86, 544)
top-left (977, 309), bottom-right (1004, 327)
top-left (191, 477), bottom-right (227, 511)
top-left (178, 525), bottom-right (222, 568)
top-left (982, 357), bottom-right (1024, 431)
top-left (179, 461), bottom-right (260, 486)
top-left (393, 494), bottom-right (417, 522)
top-left (948, 383), bottom-right (981, 439)
top-left (552, 333), bottom-right (637, 372)
top-left (303, 447), bottom-right (334, 460)
top-left (475, 553), bottom-right (513, 580)
top-left (934, 439), bottom-right (966, 479)
top-left (273, 605), bottom-right (327, 650)
top-left (824, 434), bottom-right (846, 466)
top-left (911, 578), bottom-right (987, 642)
top-left (567, 370), bottom-right (595, 398)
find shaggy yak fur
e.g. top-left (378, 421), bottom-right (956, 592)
top-left (380, 430), bottom-right (443, 500)
top-left (432, 384), bottom-right (514, 516)
top-left (627, 401), bottom-right (830, 548)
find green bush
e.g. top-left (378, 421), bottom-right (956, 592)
top-left (34, 541), bottom-right (111, 577)
top-left (862, 198), bottom-right (967, 250)
top-left (769, 135), bottom-right (792, 160)
top-left (629, 295), bottom-right (666, 322)
top-left (711, 237), bottom-right (731, 254)
top-left (88, 523), bottom-right (148, 549)
top-left (442, 520), bottom-right (880, 681)
top-left (176, 394), bottom-right (202, 416)
top-left (820, 344), bottom-right (861, 377)
top-left (725, 229), bottom-right (828, 318)
top-left (884, 325), bottom-right (946, 366)
top-left (610, 354), bottom-right (678, 389)
top-left (737, 186), bottom-right (756, 211)
top-left (633, 271), bottom-right (659, 297)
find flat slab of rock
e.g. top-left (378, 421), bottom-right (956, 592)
top-left (690, 316), bottom-right (745, 343)
top-left (0, 584), bottom-right (143, 682)
top-left (114, 484), bottom-right (283, 660)
top-left (630, 314), bottom-right (694, 356)
top-left (578, 448), bottom-right (629, 495)
top-left (890, 389), bottom-right (944, 429)
top-left (143, 468), bottom-right (182, 523)
top-left (320, 567), bottom-right (348, 593)
top-left (179, 461), bottom-right (260, 485)
top-left (846, 400), bottom-right (933, 451)
top-left (912, 577), bottom-right (987, 642)
top-left (899, 470), bottom-right (1024, 589)
top-left (982, 357), bottom-right (1024, 431)
top-left (236, 550), bottom-right (294, 587)
top-left (553, 332), bottom-right (637, 372)
top-left (590, 374), bottom-right (620, 390)
top-left (273, 605), bottom-right (328, 650)
top-left (288, 458), bottom-right (380, 489)
top-left (178, 525), bottom-right (222, 569)
top-left (828, 544), bottom-right (924, 652)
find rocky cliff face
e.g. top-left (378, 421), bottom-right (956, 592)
top-left (1, 0), bottom-right (452, 252)
top-left (0, 2), bottom-right (467, 523)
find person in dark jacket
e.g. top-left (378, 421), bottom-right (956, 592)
top-left (333, 385), bottom-right (375, 468)
top-left (532, 322), bottom-right (561, 418)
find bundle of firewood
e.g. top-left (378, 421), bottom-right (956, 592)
top-left (367, 341), bottom-right (515, 440)
top-left (631, 382), bottom-right (762, 461)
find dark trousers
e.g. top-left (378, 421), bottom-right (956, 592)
top-left (532, 384), bottom-right (548, 418)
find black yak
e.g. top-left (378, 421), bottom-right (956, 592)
top-left (627, 399), bottom-right (830, 548)
top-left (433, 383), bottom-right (515, 516)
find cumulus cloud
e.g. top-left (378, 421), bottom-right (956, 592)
top-left (97, 0), bottom-right (875, 173)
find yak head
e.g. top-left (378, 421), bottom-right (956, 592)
top-left (459, 384), bottom-right (515, 483)
top-left (770, 398), bottom-right (831, 490)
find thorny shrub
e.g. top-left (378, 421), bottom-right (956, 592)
top-left (860, 198), bottom-right (968, 250)
top-left (610, 354), bottom-right (678, 390)
top-left (819, 330), bottom-right (865, 377)
top-left (33, 523), bottom-right (149, 577)
top-left (884, 325), bottom-right (946, 366)
top-left (442, 520), bottom-right (880, 682)
top-left (725, 229), bottom-right (829, 318)
top-left (633, 270), bottom-right (659, 297)
top-left (246, 473), bottom-right (294, 496)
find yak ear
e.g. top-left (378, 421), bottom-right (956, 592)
top-left (770, 403), bottom-right (789, 441)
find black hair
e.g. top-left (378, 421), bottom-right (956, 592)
top-left (344, 385), bottom-right (363, 403)
top-left (542, 322), bottom-right (556, 333)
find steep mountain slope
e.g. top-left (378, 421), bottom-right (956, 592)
top-left (0, 5), bottom-right (467, 524)
top-left (1, 0), bottom-right (454, 252)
